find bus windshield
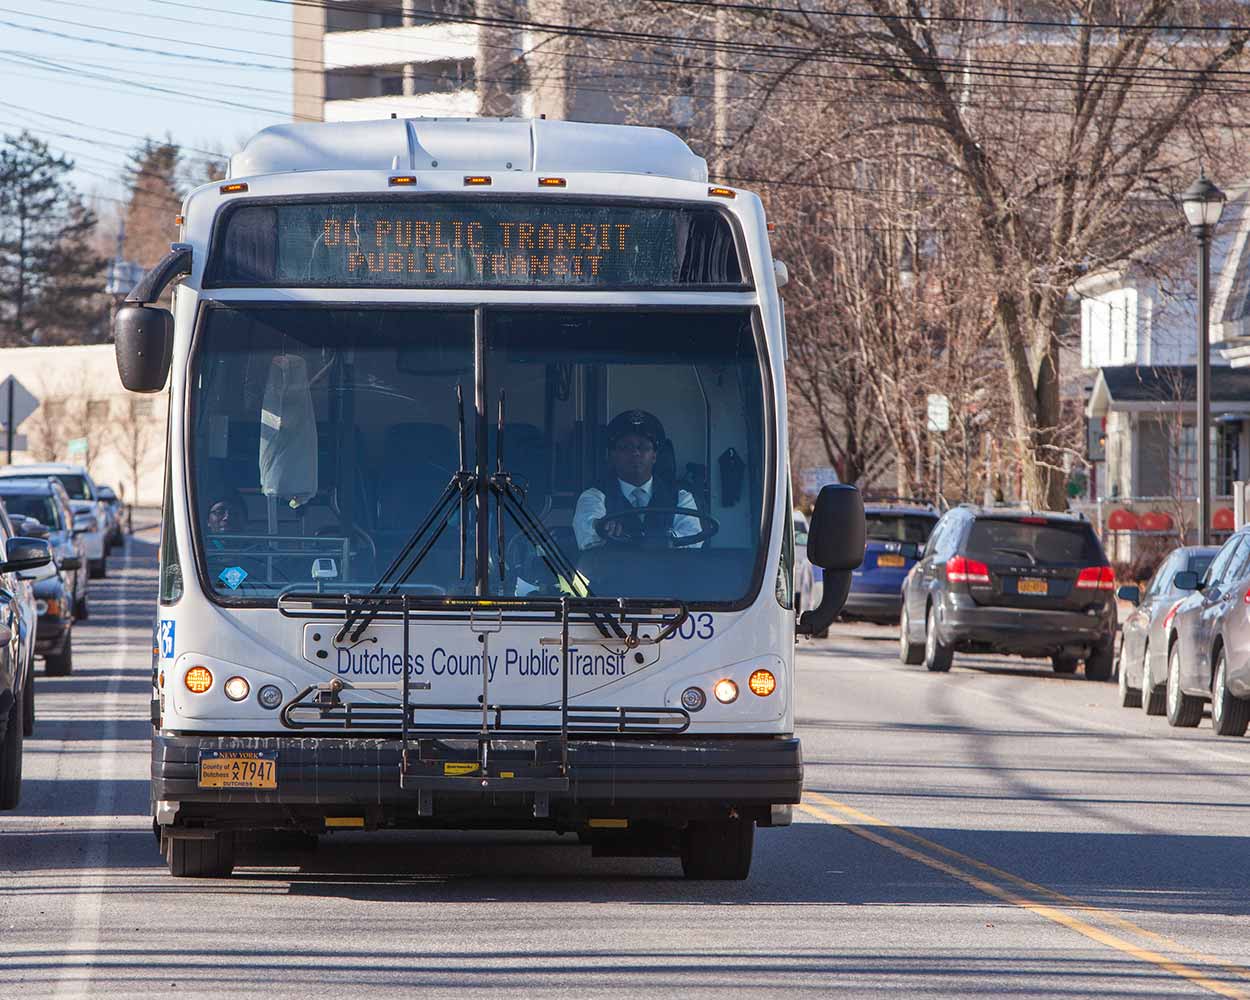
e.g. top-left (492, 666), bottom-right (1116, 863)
top-left (189, 305), bottom-right (769, 604)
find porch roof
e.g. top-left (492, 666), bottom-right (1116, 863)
top-left (1087, 364), bottom-right (1250, 416)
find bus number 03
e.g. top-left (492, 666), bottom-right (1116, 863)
top-left (678, 613), bottom-right (714, 641)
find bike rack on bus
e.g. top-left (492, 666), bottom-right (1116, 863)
top-left (276, 592), bottom-right (691, 816)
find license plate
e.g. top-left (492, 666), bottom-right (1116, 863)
top-left (877, 554), bottom-right (905, 568)
top-left (1018, 577), bottom-right (1048, 595)
top-left (198, 751), bottom-right (277, 790)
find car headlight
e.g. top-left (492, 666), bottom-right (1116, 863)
top-left (35, 599), bottom-right (47, 615)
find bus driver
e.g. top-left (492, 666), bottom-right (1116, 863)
top-left (573, 409), bottom-right (703, 550)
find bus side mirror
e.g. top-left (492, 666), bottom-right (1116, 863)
top-left (115, 304), bottom-right (173, 393)
top-left (797, 484), bottom-right (866, 636)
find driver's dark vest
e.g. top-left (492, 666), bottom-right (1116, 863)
top-left (599, 478), bottom-right (678, 539)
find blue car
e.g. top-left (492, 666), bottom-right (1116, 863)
top-left (845, 503), bottom-right (940, 622)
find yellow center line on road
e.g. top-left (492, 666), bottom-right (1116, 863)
top-left (798, 791), bottom-right (1250, 1000)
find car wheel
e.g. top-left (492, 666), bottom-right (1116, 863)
top-left (1118, 652), bottom-right (1142, 708)
top-left (1211, 648), bottom-right (1250, 737)
top-left (0, 692), bottom-right (24, 810)
top-left (44, 636), bottom-right (72, 677)
top-left (1084, 639), bottom-right (1114, 682)
top-left (165, 831), bottom-right (236, 878)
top-left (1051, 654), bottom-right (1079, 674)
top-left (899, 602), bottom-right (924, 665)
top-left (22, 664), bottom-right (33, 737)
top-left (1166, 644), bottom-right (1203, 728)
top-left (680, 818), bottom-right (754, 880)
top-left (924, 604), bottom-right (953, 673)
top-left (1142, 648), bottom-right (1166, 715)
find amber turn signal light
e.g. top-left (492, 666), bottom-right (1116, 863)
top-left (748, 669), bottom-right (776, 697)
top-left (184, 666), bottom-right (213, 693)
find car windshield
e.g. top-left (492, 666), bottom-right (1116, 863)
top-left (0, 493), bottom-right (60, 528)
top-left (53, 474), bottom-right (92, 500)
top-left (966, 518), bottom-right (1102, 565)
top-left (1186, 554), bottom-right (1214, 578)
top-left (865, 513), bottom-right (935, 545)
top-left (189, 306), bottom-right (769, 603)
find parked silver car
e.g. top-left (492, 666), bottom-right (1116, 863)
top-left (1161, 527), bottom-right (1250, 735)
top-left (1117, 546), bottom-right (1217, 713)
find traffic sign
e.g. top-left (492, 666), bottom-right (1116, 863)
top-left (0, 375), bottom-right (38, 430)
top-left (926, 393), bottom-right (950, 433)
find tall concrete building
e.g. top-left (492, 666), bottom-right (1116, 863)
top-left (292, 1), bottom-right (626, 125)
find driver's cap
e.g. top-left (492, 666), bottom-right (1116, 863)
top-left (606, 409), bottom-right (665, 449)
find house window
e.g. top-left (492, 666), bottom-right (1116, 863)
top-left (1217, 423), bottom-right (1240, 496)
top-left (1175, 424), bottom-right (1197, 498)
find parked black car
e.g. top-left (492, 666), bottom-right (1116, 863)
top-left (898, 507), bottom-right (1117, 679)
top-left (0, 532), bottom-right (54, 809)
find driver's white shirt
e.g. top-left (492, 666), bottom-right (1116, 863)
top-left (573, 478), bottom-right (702, 550)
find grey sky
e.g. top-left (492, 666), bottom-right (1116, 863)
top-left (0, 0), bottom-right (294, 223)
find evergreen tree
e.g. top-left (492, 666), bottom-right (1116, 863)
top-left (0, 131), bottom-right (106, 346)
top-left (123, 137), bottom-right (182, 269)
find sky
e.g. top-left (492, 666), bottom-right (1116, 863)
top-left (0, 0), bottom-right (294, 231)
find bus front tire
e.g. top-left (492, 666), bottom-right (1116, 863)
top-left (165, 832), bottom-right (236, 878)
top-left (681, 818), bottom-right (754, 880)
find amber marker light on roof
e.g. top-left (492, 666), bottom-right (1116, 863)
top-left (219, 182), bottom-right (248, 194)
top-left (464, 175), bottom-right (492, 186)
top-left (184, 666), bottom-right (213, 693)
top-left (749, 669), bottom-right (777, 697)
top-left (708, 186), bottom-right (736, 198)
top-left (389, 175), bottom-right (417, 186)
top-left (175, 214), bottom-right (185, 225)
top-left (538, 177), bottom-right (566, 187)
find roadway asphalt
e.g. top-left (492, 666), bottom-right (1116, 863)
top-left (3, 534), bottom-right (1250, 999)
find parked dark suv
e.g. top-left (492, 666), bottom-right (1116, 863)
top-left (898, 507), bottom-right (1116, 679)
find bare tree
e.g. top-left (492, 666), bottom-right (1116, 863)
top-left (109, 395), bottom-right (163, 513)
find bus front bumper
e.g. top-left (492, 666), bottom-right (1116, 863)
top-left (151, 732), bottom-right (803, 831)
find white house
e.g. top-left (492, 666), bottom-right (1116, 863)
top-left (0, 344), bottom-right (167, 507)
top-left (1080, 184), bottom-right (1250, 552)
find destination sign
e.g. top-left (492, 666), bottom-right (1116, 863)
top-left (207, 200), bottom-right (746, 289)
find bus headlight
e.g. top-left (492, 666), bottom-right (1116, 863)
top-left (257, 684), bottom-right (283, 710)
top-left (223, 676), bottom-right (250, 702)
top-left (748, 669), bottom-right (777, 697)
top-left (713, 678), bottom-right (739, 704)
top-left (184, 666), bottom-right (213, 693)
top-left (680, 686), bottom-right (706, 712)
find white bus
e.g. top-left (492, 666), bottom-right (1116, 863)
top-left (115, 118), bottom-right (863, 880)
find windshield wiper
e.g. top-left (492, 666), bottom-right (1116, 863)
top-left (337, 387), bottom-right (474, 643)
top-left (490, 392), bottom-right (624, 641)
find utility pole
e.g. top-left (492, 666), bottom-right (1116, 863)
top-left (713, 0), bottom-right (730, 177)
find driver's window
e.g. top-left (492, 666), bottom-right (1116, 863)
top-left (485, 309), bottom-right (765, 602)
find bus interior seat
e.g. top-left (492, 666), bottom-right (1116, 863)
top-left (376, 422), bottom-right (459, 529)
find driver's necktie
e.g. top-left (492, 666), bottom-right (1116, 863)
top-left (631, 487), bottom-right (646, 508)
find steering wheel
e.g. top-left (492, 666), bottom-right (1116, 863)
top-left (596, 507), bottom-right (719, 548)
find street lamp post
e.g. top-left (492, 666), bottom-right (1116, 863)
top-left (1181, 175), bottom-right (1227, 545)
